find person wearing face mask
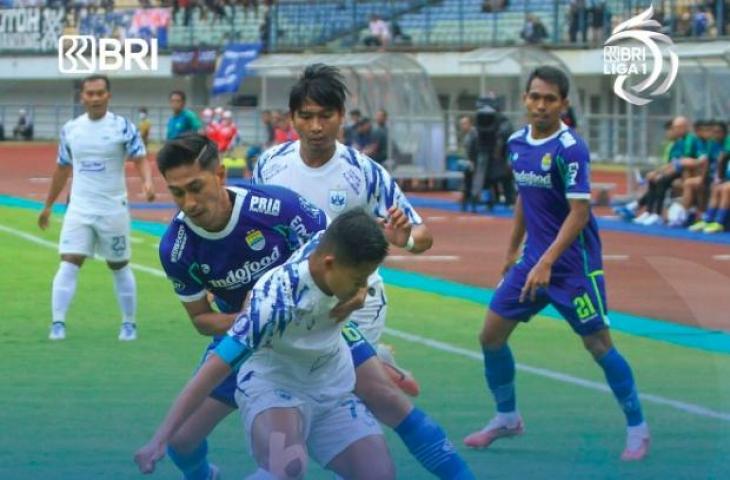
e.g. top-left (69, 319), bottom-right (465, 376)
top-left (138, 107), bottom-right (152, 147)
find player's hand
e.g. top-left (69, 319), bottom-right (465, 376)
top-left (380, 206), bottom-right (412, 248)
top-left (134, 440), bottom-right (166, 474)
top-left (330, 287), bottom-right (368, 323)
top-left (38, 207), bottom-right (51, 230)
top-left (520, 259), bottom-right (552, 303)
top-left (143, 180), bottom-right (156, 202)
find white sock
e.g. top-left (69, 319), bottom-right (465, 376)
top-left (52, 261), bottom-right (80, 323)
top-left (112, 265), bottom-right (136, 324)
top-left (627, 421), bottom-right (649, 436)
top-left (245, 468), bottom-right (279, 480)
top-left (626, 200), bottom-right (638, 211)
top-left (496, 411), bottom-right (520, 427)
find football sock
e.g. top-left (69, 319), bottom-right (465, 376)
top-left (52, 261), bottom-right (79, 323)
top-left (483, 344), bottom-right (516, 413)
top-left (112, 265), bottom-right (136, 324)
top-left (597, 348), bottom-right (644, 427)
top-left (395, 408), bottom-right (475, 480)
top-left (167, 440), bottom-right (211, 480)
top-left (702, 207), bottom-right (717, 223)
top-left (716, 208), bottom-right (729, 227)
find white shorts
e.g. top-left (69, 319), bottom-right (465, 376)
top-left (348, 279), bottom-right (387, 345)
top-left (236, 384), bottom-right (382, 468)
top-left (59, 210), bottom-right (131, 261)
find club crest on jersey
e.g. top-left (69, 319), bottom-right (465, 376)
top-left (246, 229), bottom-right (266, 251)
top-left (541, 153), bottom-right (552, 171)
top-left (249, 196), bottom-right (281, 216)
top-left (329, 189), bottom-right (347, 213)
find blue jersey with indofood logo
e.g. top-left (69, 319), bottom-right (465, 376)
top-left (508, 123), bottom-right (602, 277)
top-left (159, 185), bottom-right (328, 314)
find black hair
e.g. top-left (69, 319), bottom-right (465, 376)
top-left (694, 120), bottom-right (707, 129)
top-left (350, 109), bottom-right (362, 117)
top-left (156, 133), bottom-right (219, 176)
top-left (713, 120), bottom-right (727, 136)
top-left (81, 74), bottom-right (110, 92)
top-left (169, 90), bottom-right (186, 102)
top-left (139, 107), bottom-right (148, 114)
top-left (525, 66), bottom-right (570, 99)
top-left (663, 119), bottom-right (673, 130)
top-left (318, 208), bottom-right (389, 266)
top-left (289, 63), bottom-right (349, 114)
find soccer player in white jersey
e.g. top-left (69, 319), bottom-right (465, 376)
top-left (136, 209), bottom-right (396, 479)
top-left (253, 64), bottom-right (433, 397)
top-left (38, 74), bottom-right (155, 341)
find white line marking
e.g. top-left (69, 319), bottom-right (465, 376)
top-left (386, 255), bottom-right (460, 262)
top-left (383, 329), bottom-right (730, 422)
top-left (29, 177), bottom-right (51, 183)
top-left (603, 254), bottom-right (629, 261)
top-left (713, 255), bottom-right (730, 261)
top-left (425, 216), bottom-right (447, 222)
top-left (130, 236), bottom-right (144, 244)
top-left (2, 223), bottom-right (728, 422)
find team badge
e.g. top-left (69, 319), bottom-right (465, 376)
top-left (328, 189), bottom-right (347, 213)
top-left (541, 153), bottom-right (552, 172)
top-left (245, 229), bottom-right (266, 251)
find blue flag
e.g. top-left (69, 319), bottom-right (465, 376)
top-left (212, 43), bottom-right (261, 96)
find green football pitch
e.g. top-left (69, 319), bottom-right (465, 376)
top-left (1, 205), bottom-right (729, 479)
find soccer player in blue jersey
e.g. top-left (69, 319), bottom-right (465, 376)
top-left (464, 66), bottom-right (650, 461)
top-left (137, 210), bottom-right (395, 479)
top-left (153, 133), bottom-right (474, 479)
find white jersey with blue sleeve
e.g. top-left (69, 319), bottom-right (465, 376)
top-left (215, 233), bottom-right (355, 402)
top-left (58, 111), bottom-right (146, 215)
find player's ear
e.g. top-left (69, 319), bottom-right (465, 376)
top-left (215, 164), bottom-right (226, 183)
top-left (322, 254), bottom-right (336, 272)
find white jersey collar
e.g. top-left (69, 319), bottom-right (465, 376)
top-left (525, 122), bottom-right (568, 146)
top-left (294, 141), bottom-right (345, 175)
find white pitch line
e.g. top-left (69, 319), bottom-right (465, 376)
top-left (130, 236), bottom-right (144, 244)
top-left (386, 255), bottom-right (460, 262)
top-left (2, 223), bottom-right (728, 422)
top-left (383, 327), bottom-right (730, 422)
top-left (425, 216), bottom-right (448, 222)
top-left (713, 255), bottom-right (730, 261)
top-left (29, 177), bottom-right (51, 183)
top-left (603, 254), bottom-right (629, 261)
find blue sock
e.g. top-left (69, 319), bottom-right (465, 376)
top-left (597, 348), bottom-right (644, 426)
top-left (167, 440), bottom-right (211, 480)
top-left (483, 345), bottom-right (516, 412)
top-left (716, 208), bottom-right (729, 227)
top-left (703, 207), bottom-right (718, 222)
top-left (395, 408), bottom-right (475, 480)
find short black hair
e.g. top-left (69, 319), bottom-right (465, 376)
top-left (81, 74), bottom-right (110, 92)
top-left (712, 120), bottom-right (728, 136)
top-left (170, 90), bottom-right (186, 102)
top-left (156, 133), bottom-right (219, 176)
top-left (289, 63), bottom-right (349, 114)
top-left (350, 109), bottom-right (362, 117)
top-left (319, 208), bottom-right (388, 266)
top-left (525, 66), bottom-right (570, 99)
top-left (139, 107), bottom-right (148, 114)
top-left (663, 119), bottom-right (673, 130)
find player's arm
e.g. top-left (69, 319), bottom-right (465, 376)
top-left (124, 118), bottom-right (155, 202)
top-left (503, 195), bottom-right (525, 275)
top-left (180, 297), bottom-right (237, 337)
top-left (131, 155), bottom-right (156, 202)
top-left (39, 127), bottom-right (74, 230)
top-left (134, 353), bottom-right (232, 474)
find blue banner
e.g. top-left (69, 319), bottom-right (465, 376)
top-left (212, 43), bottom-right (261, 97)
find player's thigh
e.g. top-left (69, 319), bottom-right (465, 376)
top-left (169, 397), bottom-right (236, 453)
top-left (311, 395), bottom-right (390, 479)
top-left (347, 281), bottom-right (387, 345)
top-left (548, 273), bottom-right (610, 338)
top-left (484, 263), bottom-right (547, 347)
top-left (354, 355), bottom-right (411, 428)
top-left (59, 212), bottom-right (95, 258)
top-left (249, 405), bottom-right (309, 477)
top-left (95, 211), bottom-right (131, 261)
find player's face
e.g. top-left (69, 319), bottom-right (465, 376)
top-left (292, 99), bottom-right (343, 152)
top-left (81, 79), bottom-right (110, 119)
top-left (523, 78), bottom-right (567, 133)
top-left (324, 259), bottom-right (379, 302)
top-left (170, 94), bottom-right (185, 114)
top-left (163, 162), bottom-right (228, 230)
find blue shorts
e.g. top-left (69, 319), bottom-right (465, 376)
top-left (200, 321), bottom-right (377, 407)
top-left (490, 261), bottom-right (609, 337)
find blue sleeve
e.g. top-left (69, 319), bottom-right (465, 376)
top-left (57, 125), bottom-right (72, 166)
top-left (365, 159), bottom-right (423, 225)
top-left (561, 138), bottom-right (591, 200)
top-left (122, 117), bottom-right (147, 158)
top-left (282, 188), bottom-right (329, 245)
top-left (159, 225), bottom-right (206, 302)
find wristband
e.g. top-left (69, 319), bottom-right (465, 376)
top-left (404, 235), bottom-right (415, 252)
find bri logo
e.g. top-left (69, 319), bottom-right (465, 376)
top-left (208, 246), bottom-right (281, 288)
top-left (249, 196), bottom-right (281, 216)
top-left (513, 170), bottom-right (552, 189)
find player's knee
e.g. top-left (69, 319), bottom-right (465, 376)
top-left (107, 260), bottom-right (128, 270)
top-left (61, 254), bottom-right (85, 267)
top-left (167, 430), bottom-right (203, 454)
top-left (582, 332), bottom-right (612, 360)
top-left (355, 364), bottom-right (410, 426)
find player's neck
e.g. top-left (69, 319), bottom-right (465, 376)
top-left (308, 255), bottom-right (333, 296)
top-left (530, 121), bottom-right (561, 140)
top-left (300, 143), bottom-right (337, 168)
top-left (87, 110), bottom-right (107, 121)
top-left (207, 189), bottom-right (234, 232)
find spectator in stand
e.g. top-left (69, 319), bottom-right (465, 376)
top-left (166, 90), bottom-right (202, 140)
top-left (215, 110), bottom-right (239, 154)
top-left (344, 108), bottom-right (362, 146)
top-left (569, 0), bottom-right (588, 43)
top-left (137, 107), bottom-right (151, 147)
top-left (482, 0), bottom-right (507, 13)
top-left (589, 0), bottom-right (610, 43)
top-left (354, 117), bottom-right (387, 165)
top-left (12, 109), bottom-right (33, 141)
top-left (273, 113), bottom-right (299, 145)
top-left (363, 14), bottom-right (391, 48)
top-left (391, 20), bottom-right (412, 45)
top-left (261, 109), bottom-right (276, 148)
top-left (520, 14), bottom-right (549, 44)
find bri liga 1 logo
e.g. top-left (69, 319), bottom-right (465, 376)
top-left (603, 5), bottom-right (679, 106)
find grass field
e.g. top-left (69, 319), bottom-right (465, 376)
top-left (1, 204), bottom-right (729, 479)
